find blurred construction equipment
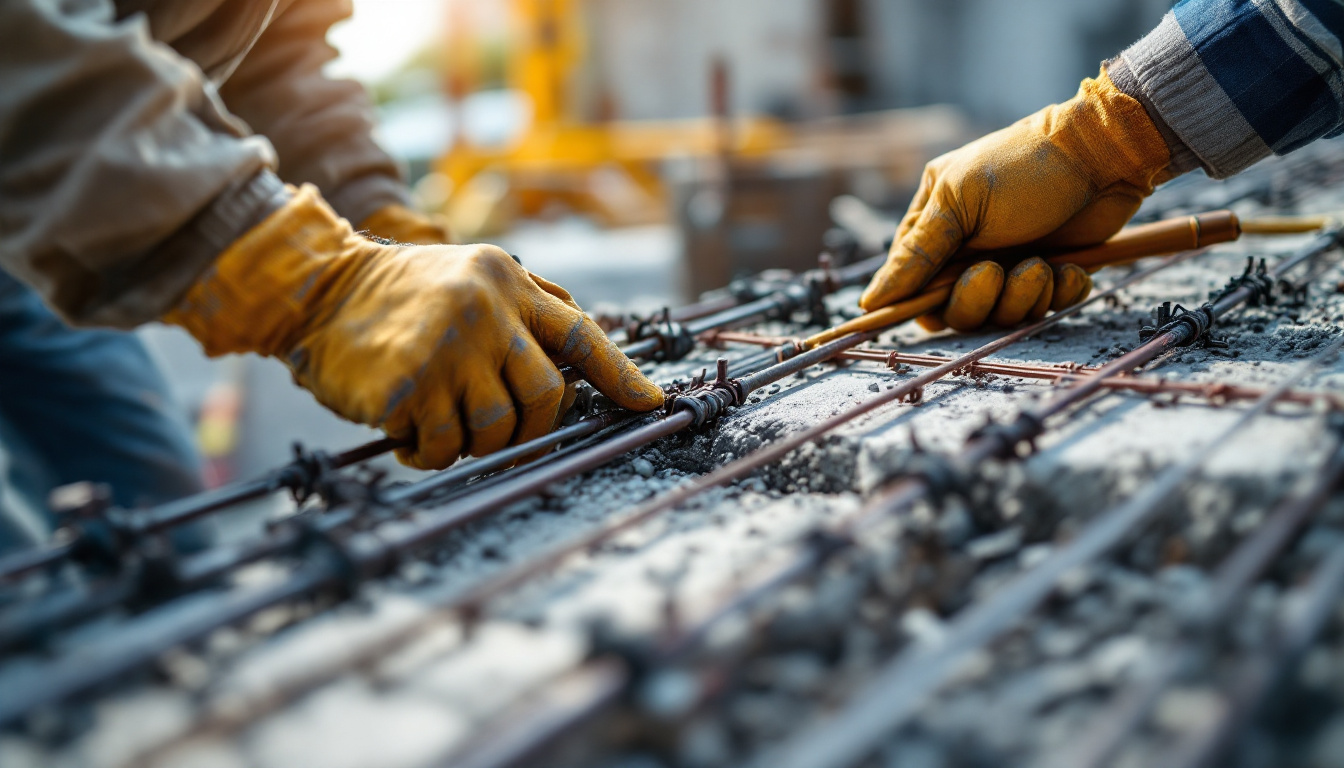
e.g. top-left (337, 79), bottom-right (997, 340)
top-left (434, 0), bottom-right (969, 297)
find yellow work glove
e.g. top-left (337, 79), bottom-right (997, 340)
top-left (359, 204), bottom-right (454, 246)
top-left (860, 70), bottom-right (1171, 332)
top-left (360, 204), bottom-right (584, 425)
top-left (165, 185), bottom-right (664, 470)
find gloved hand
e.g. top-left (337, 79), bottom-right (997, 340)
top-left (359, 204), bottom-right (454, 246)
top-left (360, 203), bottom-right (584, 431)
top-left (860, 70), bottom-right (1172, 331)
top-left (165, 185), bottom-right (664, 470)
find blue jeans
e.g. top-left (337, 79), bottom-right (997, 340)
top-left (0, 271), bottom-right (207, 555)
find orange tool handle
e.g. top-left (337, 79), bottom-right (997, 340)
top-left (1048, 210), bottom-right (1241, 272)
top-left (930, 210), bottom-right (1242, 288)
top-left (801, 211), bottom-right (1243, 350)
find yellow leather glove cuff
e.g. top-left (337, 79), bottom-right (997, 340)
top-left (165, 185), bottom-right (662, 469)
top-left (861, 69), bottom-right (1171, 328)
top-left (164, 185), bottom-right (364, 359)
top-left (359, 204), bottom-right (455, 246)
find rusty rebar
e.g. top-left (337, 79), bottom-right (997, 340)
top-left (0, 251), bottom-right (879, 586)
top-left (443, 256), bottom-right (1177, 620)
top-left (706, 330), bottom-right (1344, 410)
top-left (431, 245), bottom-right (1329, 768)
top-left (0, 318), bottom-right (880, 723)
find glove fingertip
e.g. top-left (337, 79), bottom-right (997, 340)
top-left (394, 445), bottom-right (424, 470)
top-left (539, 304), bottom-right (665, 412)
top-left (609, 369), bottom-right (665, 412)
top-left (944, 261), bottom-right (1003, 332)
top-left (859, 272), bottom-right (901, 312)
top-left (858, 287), bottom-right (885, 313)
top-left (1050, 264), bottom-right (1093, 311)
top-left (915, 313), bottom-right (947, 332)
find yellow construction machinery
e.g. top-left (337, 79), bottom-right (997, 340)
top-left (437, 0), bottom-right (798, 236)
top-left (436, 0), bottom-right (968, 297)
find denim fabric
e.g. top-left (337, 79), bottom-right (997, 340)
top-left (0, 271), bottom-right (208, 555)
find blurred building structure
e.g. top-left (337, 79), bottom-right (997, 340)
top-left (402, 0), bottom-right (1177, 296)
top-left (378, 0), bottom-right (1176, 176)
top-left (865, 0), bottom-right (1175, 126)
top-left (583, 0), bottom-right (1174, 128)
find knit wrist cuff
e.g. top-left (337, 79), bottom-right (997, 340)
top-left (1105, 57), bottom-right (1202, 178)
top-left (1117, 12), bottom-right (1272, 179)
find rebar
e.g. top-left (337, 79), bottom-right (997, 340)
top-left (1039, 424), bottom-right (1344, 768)
top-left (4, 222), bottom-right (1328, 749)
top-left (705, 330), bottom-right (1344, 410)
top-left (0, 313), bottom-right (885, 722)
top-left (1160, 538), bottom-right (1344, 768)
top-left (0, 251), bottom-right (883, 585)
top-left (96, 245), bottom-right (1204, 759)
top-left (403, 253), bottom-right (1222, 766)
top-left (759, 335), bottom-right (1344, 768)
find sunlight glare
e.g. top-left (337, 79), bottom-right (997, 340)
top-left (326, 0), bottom-right (446, 85)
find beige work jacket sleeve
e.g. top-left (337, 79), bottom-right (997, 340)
top-left (0, 0), bottom-right (285, 327)
top-left (219, 0), bottom-right (409, 227)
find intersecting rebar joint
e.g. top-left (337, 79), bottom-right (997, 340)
top-left (298, 523), bottom-right (386, 592)
top-left (278, 442), bottom-right (388, 510)
top-left (767, 282), bottom-right (818, 321)
top-left (624, 307), bottom-right (695, 362)
top-left (1138, 301), bottom-right (1222, 348)
top-left (669, 358), bottom-right (746, 429)
top-left (802, 275), bottom-right (831, 327)
top-left (1210, 257), bottom-right (1274, 307)
top-left (48, 482), bottom-right (135, 569)
top-left (897, 440), bottom-right (968, 505)
top-left (1275, 277), bottom-right (1311, 307)
top-left (728, 276), bottom-right (767, 303)
top-left (970, 412), bottom-right (1044, 460)
top-left (728, 270), bottom-right (794, 303)
top-left (278, 442), bottom-right (335, 505)
top-left (126, 540), bottom-right (188, 607)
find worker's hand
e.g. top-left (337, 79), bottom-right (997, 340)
top-left (359, 204), bottom-right (454, 246)
top-left (916, 256), bottom-right (1096, 332)
top-left (165, 185), bottom-right (663, 470)
top-left (860, 70), bottom-right (1171, 331)
top-left (359, 205), bottom-right (586, 433)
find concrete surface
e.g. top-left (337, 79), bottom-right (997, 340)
top-left (5, 147), bottom-right (1344, 768)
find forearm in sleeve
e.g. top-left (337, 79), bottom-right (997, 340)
top-left (218, 0), bottom-right (408, 226)
top-left (0, 0), bottom-right (288, 327)
top-left (1108, 0), bottom-right (1344, 179)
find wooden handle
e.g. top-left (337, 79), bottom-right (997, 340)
top-left (804, 288), bottom-right (950, 349)
top-left (1238, 215), bottom-right (1331, 235)
top-left (1055, 210), bottom-right (1240, 272)
top-left (801, 210), bottom-right (1243, 350)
